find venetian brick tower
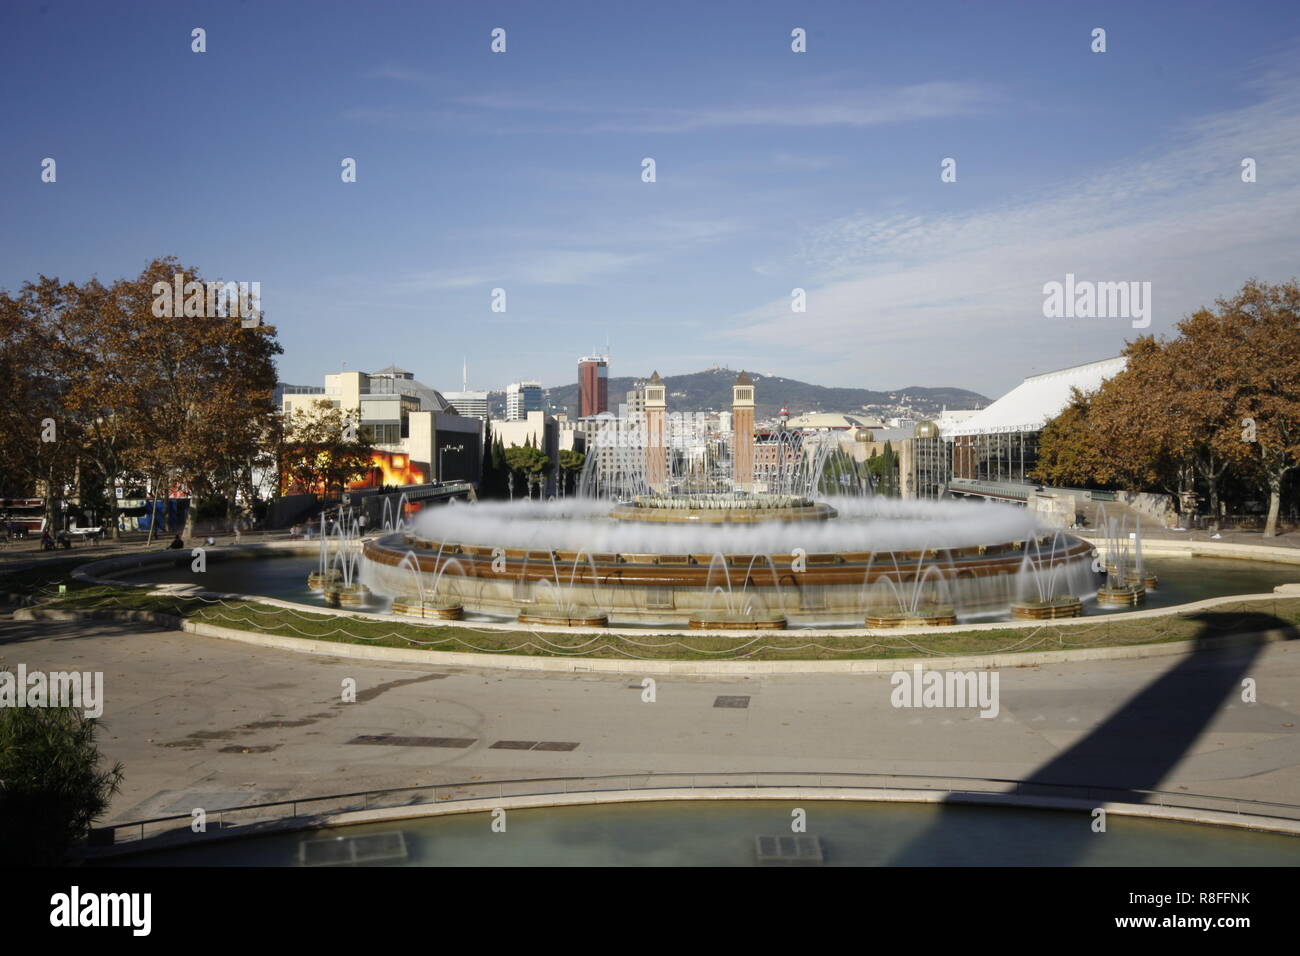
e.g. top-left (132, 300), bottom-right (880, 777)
top-left (731, 370), bottom-right (755, 491)
top-left (644, 370), bottom-right (668, 491)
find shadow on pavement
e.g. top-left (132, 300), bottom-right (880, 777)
top-left (887, 610), bottom-right (1298, 865)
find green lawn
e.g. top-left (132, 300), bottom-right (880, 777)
top-left (4, 560), bottom-right (1298, 661)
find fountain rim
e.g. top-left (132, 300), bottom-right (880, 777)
top-left (364, 531), bottom-right (1096, 585)
top-left (608, 498), bottom-right (838, 524)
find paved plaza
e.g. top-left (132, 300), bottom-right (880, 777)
top-left (1, 612), bottom-right (1296, 825)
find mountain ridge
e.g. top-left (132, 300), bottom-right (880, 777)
top-left (486, 367), bottom-right (989, 420)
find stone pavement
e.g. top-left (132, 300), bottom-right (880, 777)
top-left (0, 532), bottom-right (300, 583)
top-left (1, 614), bottom-right (1296, 826)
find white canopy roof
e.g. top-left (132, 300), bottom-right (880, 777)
top-left (943, 356), bottom-right (1127, 437)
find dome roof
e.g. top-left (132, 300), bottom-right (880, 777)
top-left (915, 420), bottom-right (940, 439)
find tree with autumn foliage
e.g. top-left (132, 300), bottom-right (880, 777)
top-left (36, 276), bottom-right (144, 539)
top-left (1034, 278), bottom-right (1300, 535)
top-left (1212, 279), bottom-right (1300, 536)
top-left (279, 399), bottom-right (376, 497)
top-left (0, 257), bottom-right (283, 541)
top-left (1032, 388), bottom-right (1112, 488)
top-left (117, 258), bottom-right (282, 541)
top-left (0, 277), bottom-right (96, 530)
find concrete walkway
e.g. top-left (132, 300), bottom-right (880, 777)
top-left (1, 614), bottom-right (1296, 826)
top-left (0, 530), bottom-right (292, 573)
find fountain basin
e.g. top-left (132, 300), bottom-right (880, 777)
top-left (391, 597), bottom-right (464, 620)
top-left (609, 496), bottom-right (836, 524)
top-left (307, 569), bottom-right (342, 589)
top-left (1010, 596), bottom-right (1084, 620)
top-left (362, 531), bottom-right (1094, 626)
top-left (517, 610), bottom-right (609, 627)
top-left (688, 611), bottom-right (788, 630)
top-left (1096, 584), bottom-right (1146, 607)
top-left (324, 583), bottom-right (370, 607)
top-left (865, 605), bottom-right (958, 628)
top-left (1124, 572), bottom-right (1159, 589)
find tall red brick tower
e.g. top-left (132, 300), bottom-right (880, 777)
top-left (644, 371), bottom-right (667, 491)
top-left (578, 354), bottom-right (608, 418)
top-left (731, 371), bottom-right (755, 491)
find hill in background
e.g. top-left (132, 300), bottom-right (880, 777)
top-left (487, 367), bottom-right (988, 421)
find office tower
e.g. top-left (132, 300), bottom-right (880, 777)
top-left (506, 380), bottom-right (543, 421)
top-left (445, 359), bottom-right (490, 421)
top-left (578, 354), bottom-right (609, 418)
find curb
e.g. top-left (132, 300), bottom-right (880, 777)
top-left (72, 541), bottom-right (1300, 637)
top-left (16, 601), bottom-right (1297, 673)
top-left (90, 786), bottom-right (1300, 860)
top-left (181, 616), bottom-right (1299, 675)
top-left (34, 541), bottom-right (1300, 675)
top-left (13, 607), bottom-right (183, 626)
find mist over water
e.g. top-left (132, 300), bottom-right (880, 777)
top-left (412, 496), bottom-right (1044, 554)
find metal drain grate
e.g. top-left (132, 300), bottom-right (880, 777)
top-left (346, 735), bottom-right (476, 749)
top-left (300, 830), bottom-right (409, 867)
top-left (713, 695), bottom-right (751, 708)
top-left (754, 835), bottom-right (824, 866)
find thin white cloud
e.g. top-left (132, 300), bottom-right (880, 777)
top-left (722, 68), bottom-right (1300, 393)
top-left (772, 153), bottom-right (841, 172)
top-left (517, 250), bottom-right (647, 285)
top-left (460, 81), bottom-right (994, 133)
top-left (356, 71), bottom-right (995, 134)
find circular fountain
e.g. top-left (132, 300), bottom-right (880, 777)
top-left (357, 411), bottom-right (1114, 629)
top-left (308, 511), bottom-right (370, 606)
top-left (361, 495), bottom-right (1096, 627)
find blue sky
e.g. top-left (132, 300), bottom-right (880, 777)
top-left (4, 0), bottom-right (1299, 400)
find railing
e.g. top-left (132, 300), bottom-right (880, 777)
top-left (948, 479), bottom-right (1119, 504)
top-left (97, 770), bottom-right (1300, 848)
top-left (948, 479), bottom-right (1032, 501)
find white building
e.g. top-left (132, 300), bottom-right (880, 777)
top-left (444, 359), bottom-right (490, 422)
top-left (506, 381), bottom-right (543, 421)
top-left (281, 367), bottom-right (482, 485)
top-left (444, 390), bottom-right (489, 421)
top-left (946, 356), bottom-right (1127, 487)
top-left (494, 410), bottom-right (560, 496)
